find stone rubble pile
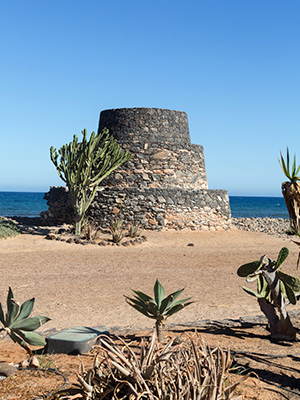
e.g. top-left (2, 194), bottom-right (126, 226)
top-left (231, 217), bottom-right (292, 237)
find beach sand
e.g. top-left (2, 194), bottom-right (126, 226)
top-left (0, 226), bottom-right (298, 334)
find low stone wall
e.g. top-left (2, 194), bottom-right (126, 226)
top-left (40, 186), bottom-right (231, 231)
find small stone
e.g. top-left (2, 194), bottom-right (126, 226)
top-left (112, 207), bottom-right (120, 215)
top-left (46, 234), bottom-right (56, 240)
top-left (148, 219), bottom-right (158, 225)
top-left (153, 150), bottom-right (171, 159)
top-left (114, 173), bottom-right (123, 180)
top-left (142, 173), bottom-right (150, 181)
top-left (66, 238), bottom-right (74, 243)
top-left (0, 362), bottom-right (17, 378)
top-left (187, 243), bottom-right (194, 247)
top-left (164, 169), bottom-right (174, 174)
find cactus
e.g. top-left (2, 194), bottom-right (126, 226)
top-left (279, 148), bottom-right (300, 233)
top-left (125, 279), bottom-right (194, 342)
top-left (237, 247), bottom-right (300, 341)
top-left (0, 287), bottom-right (50, 355)
top-left (50, 128), bottom-right (131, 234)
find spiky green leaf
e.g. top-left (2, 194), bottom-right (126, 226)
top-left (147, 300), bottom-right (159, 317)
top-left (279, 148), bottom-right (300, 182)
top-left (6, 287), bottom-right (14, 324)
top-left (11, 316), bottom-right (50, 331)
top-left (6, 300), bottom-right (20, 327)
top-left (0, 303), bottom-right (4, 325)
top-left (274, 247), bottom-right (289, 270)
top-left (166, 301), bottom-right (194, 317)
top-left (164, 297), bottom-right (193, 314)
top-left (9, 330), bottom-right (27, 348)
top-left (131, 290), bottom-right (153, 304)
top-left (14, 298), bottom-right (35, 322)
top-left (17, 330), bottom-right (46, 347)
top-left (159, 288), bottom-right (185, 314)
top-left (237, 261), bottom-right (261, 277)
top-left (125, 302), bottom-right (155, 319)
top-left (154, 279), bottom-right (165, 309)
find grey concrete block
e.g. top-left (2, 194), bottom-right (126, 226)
top-left (46, 326), bottom-right (109, 355)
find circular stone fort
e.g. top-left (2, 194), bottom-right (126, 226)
top-left (42, 108), bottom-right (231, 230)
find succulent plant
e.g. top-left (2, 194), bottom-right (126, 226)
top-left (279, 148), bottom-right (300, 234)
top-left (50, 128), bottom-right (131, 234)
top-left (73, 332), bottom-right (248, 400)
top-left (237, 247), bottom-right (300, 340)
top-left (127, 222), bottom-right (141, 238)
top-left (109, 218), bottom-right (125, 243)
top-left (0, 287), bottom-right (50, 355)
top-left (125, 279), bottom-right (194, 341)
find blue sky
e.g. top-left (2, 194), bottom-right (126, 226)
top-left (1, 0), bottom-right (300, 196)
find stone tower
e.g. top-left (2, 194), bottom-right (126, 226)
top-left (42, 108), bottom-right (231, 230)
top-left (98, 108), bottom-right (208, 191)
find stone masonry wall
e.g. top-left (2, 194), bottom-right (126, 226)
top-left (99, 108), bottom-right (208, 190)
top-left (41, 186), bottom-right (231, 231)
top-left (41, 108), bottom-right (231, 230)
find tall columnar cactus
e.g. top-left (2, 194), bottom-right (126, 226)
top-left (50, 128), bottom-right (131, 234)
top-left (0, 287), bottom-right (50, 355)
top-left (125, 279), bottom-right (194, 342)
top-left (237, 247), bottom-right (300, 341)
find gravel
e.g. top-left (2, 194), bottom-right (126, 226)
top-left (231, 217), bottom-right (292, 237)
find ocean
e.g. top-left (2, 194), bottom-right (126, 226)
top-left (0, 192), bottom-right (290, 219)
top-left (0, 192), bottom-right (48, 218)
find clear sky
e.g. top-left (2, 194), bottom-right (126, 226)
top-left (1, 0), bottom-right (300, 196)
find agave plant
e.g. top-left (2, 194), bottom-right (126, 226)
top-left (71, 332), bottom-right (248, 400)
top-left (0, 287), bottom-right (50, 355)
top-left (279, 148), bottom-right (300, 233)
top-left (109, 217), bottom-right (125, 243)
top-left (125, 279), bottom-right (194, 342)
top-left (237, 247), bottom-right (300, 341)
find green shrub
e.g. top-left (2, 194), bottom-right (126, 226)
top-left (0, 218), bottom-right (20, 239)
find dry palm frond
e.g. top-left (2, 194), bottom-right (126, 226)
top-left (66, 332), bottom-right (249, 400)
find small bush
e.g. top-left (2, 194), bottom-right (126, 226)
top-left (0, 217), bottom-right (20, 239)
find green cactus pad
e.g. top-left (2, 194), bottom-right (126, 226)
top-left (277, 271), bottom-right (300, 292)
top-left (242, 286), bottom-right (262, 298)
top-left (274, 247), bottom-right (289, 270)
top-left (237, 261), bottom-right (261, 277)
top-left (281, 280), bottom-right (297, 305)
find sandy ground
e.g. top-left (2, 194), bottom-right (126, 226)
top-left (0, 226), bottom-right (299, 334)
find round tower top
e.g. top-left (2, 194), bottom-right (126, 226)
top-left (98, 107), bottom-right (191, 147)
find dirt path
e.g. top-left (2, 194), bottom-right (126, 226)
top-left (0, 227), bottom-right (298, 333)
top-left (1, 227), bottom-right (300, 399)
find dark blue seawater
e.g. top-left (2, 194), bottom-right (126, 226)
top-left (0, 192), bottom-right (289, 219)
top-left (229, 196), bottom-right (289, 219)
top-left (0, 192), bottom-right (47, 218)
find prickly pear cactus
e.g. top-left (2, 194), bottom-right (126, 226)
top-left (237, 247), bottom-right (300, 340)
